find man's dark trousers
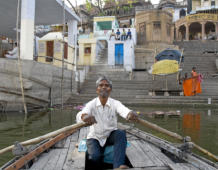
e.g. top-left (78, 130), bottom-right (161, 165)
top-left (86, 129), bottom-right (127, 169)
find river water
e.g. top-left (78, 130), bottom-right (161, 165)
top-left (0, 106), bottom-right (217, 166)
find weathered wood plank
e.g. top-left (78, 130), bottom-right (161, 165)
top-left (29, 149), bottom-right (56, 170)
top-left (141, 140), bottom-right (174, 166)
top-left (54, 138), bottom-right (67, 148)
top-left (126, 140), bottom-right (155, 168)
top-left (168, 163), bottom-right (199, 170)
top-left (43, 149), bottom-right (62, 170)
top-left (126, 132), bottom-right (139, 141)
top-left (61, 131), bottom-right (79, 170)
top-left (62, 128), bottom-right (88, 170)
top-left (137, 140), bottom-right (165, 167)
top-left (55, 131), bottom-right (79, 170)
top-left (127, 167), bottom-right (170, 170)
top-left (176, 163), bottom-right (199, 170)
top-left (120, 125), bottom-right (217, 170)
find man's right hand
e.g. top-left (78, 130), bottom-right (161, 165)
top-left (81, 114), bottom-right (97, 125)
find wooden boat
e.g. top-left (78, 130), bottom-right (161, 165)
top-left (1, 123), bottom-right (218, 170)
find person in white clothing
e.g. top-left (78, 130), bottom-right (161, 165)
top-left (76, 76), bottom-right (138, 170)
top-left (5, 43), bottom-right (18, 59)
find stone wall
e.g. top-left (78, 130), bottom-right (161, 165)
top-left (0, 59), bottom-right (79, 112)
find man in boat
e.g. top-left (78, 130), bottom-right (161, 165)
top-left (76, 76), bottom-right (138, 170)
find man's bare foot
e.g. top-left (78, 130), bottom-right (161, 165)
top-left (114, 165), bottom-right (129, 169)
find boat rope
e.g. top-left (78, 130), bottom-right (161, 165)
top-left (61, 0), bottom-right (66, 109)
top-left (16, 0), bottom-right (28, 116)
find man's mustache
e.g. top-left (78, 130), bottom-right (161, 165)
top-left (99, 89), bottom-right (110, 98)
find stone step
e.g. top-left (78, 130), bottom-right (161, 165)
top-left (68, 95), bottom-right (218, 105)
top-left (80, 90), bottom-right (149, 95)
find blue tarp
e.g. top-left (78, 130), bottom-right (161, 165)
top-left (155, 48), bottom-right (183, 63)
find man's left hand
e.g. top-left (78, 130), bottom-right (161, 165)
top-left (127, 111), bottom-right (139, 122)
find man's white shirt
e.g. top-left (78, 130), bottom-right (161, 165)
top-left (76, 97), bottom-right (131, 146)
top-left (6, 47), bottom-right (18, 58)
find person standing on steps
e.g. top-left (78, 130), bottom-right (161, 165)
top-left (191, 67), bottom-right (198, 95)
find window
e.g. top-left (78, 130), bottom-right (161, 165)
top-left (84, 47), bottom-right (91, 55)
top-left (96, 21), bottom-right (112, 31)
top-left (179, 9), bottom-right (186, 18)
top-left (153, 21), bottom-right (161, 29)
top-left (46, 41), bottom-right (54, 62)
top-left (211, 1), bottom-right (215, 6)
top-left (64, 42), bottom-right (68, 59)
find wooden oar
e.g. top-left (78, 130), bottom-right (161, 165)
top-left (0, 122), bottom-right (86, 155)
top-left (137, 117), bottom-right (218, 162)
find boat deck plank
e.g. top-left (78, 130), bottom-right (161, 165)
top-left (126, 139), bottom-right (156, 167)
top-left (168, 163), bottom-right (199, 170)
top-left (145, 141), bottom-right (175, 166)
top-left (30, 149), bottom-right (58, 170)
top-left (54, 134), bottom-right (75, 170)
top-left (128, 167), bottom-right (169, 170)
top-left (63, 127), bottom-right (88, 170)
top-left (43, 148), bottom-right (63, 170)
top-left (137, 140), bottom-right (165, 167)
top-left (62, 131), bottom-right (80, 170)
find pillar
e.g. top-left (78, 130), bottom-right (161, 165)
top-left (175, 27), bottom-right (179, 41)
top-left (161, 22), bottom-right (166, 42)
top-left (216, 22), bottom-right (218, 40)
top-left (68, 20), bottom-right (78, 71)
top-left (185, 23), bottom-right (189, 41)
top-left (201, 22), bottom-right (205, 41)
top-left (20, 0), bottom-right (35, 60)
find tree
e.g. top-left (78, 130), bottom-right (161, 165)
top-left (85, 0), bottom-right (136, 16)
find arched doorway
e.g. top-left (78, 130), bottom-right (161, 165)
top-left (179, 9), bottom-right (186, 18)
top-left (205, 22), bottom-right (216, 40)
top-left (178, 25), bottom-right (186, 40)
top-left (189, 22), bottom-right (201, 40)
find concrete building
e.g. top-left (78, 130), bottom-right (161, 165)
top-left (175, 13), bottom-right (218, 41)
top-left (108, 37), bottom-right (135, 71)
top-left (78, 36), bottom-right (104, 66)
top-left (37, 32), bottom-right (74, 70)
top-left (0, 0), bottom-right (81, 111)
top-left (191, 0), bottom-right (218, 13)
top-left (174, 0), bottom-right (218, 41)
top-left (135, 10), bottom-right (174, 44)
top-left (78, 16), bottom-right (136, 71)
top-left (93, 16), bottom-right (119, 39)
top-left (0, 0), bottom-right (80, 62)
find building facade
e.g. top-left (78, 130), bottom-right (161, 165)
top-left (175, 13), bottom-right (218, 40)
top-left (135, 10), bottom-right (174, 44)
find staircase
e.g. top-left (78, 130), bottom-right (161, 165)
top-left (175, 41), bottom-right (218, 97)
top-left (66, 42), bottom-right (218, 106)
top-left (95, 48), bottom-right (108, 65)
top-left (67, 64), bottom-right (153, 104)
top-left (67, 45), bottom-right (155, 104)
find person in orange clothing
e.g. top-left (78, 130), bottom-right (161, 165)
top-left (182, 70), bottom-right (202, 96)
top-left (191, 67), bottom-right (198, 95)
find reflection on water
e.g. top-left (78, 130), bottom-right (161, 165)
top-left (183, 113), bottom-right (200, 141)
top-left (208, 110), bottom-right (211, 116)
top-left (0, 107), bottom-right (218, 166)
